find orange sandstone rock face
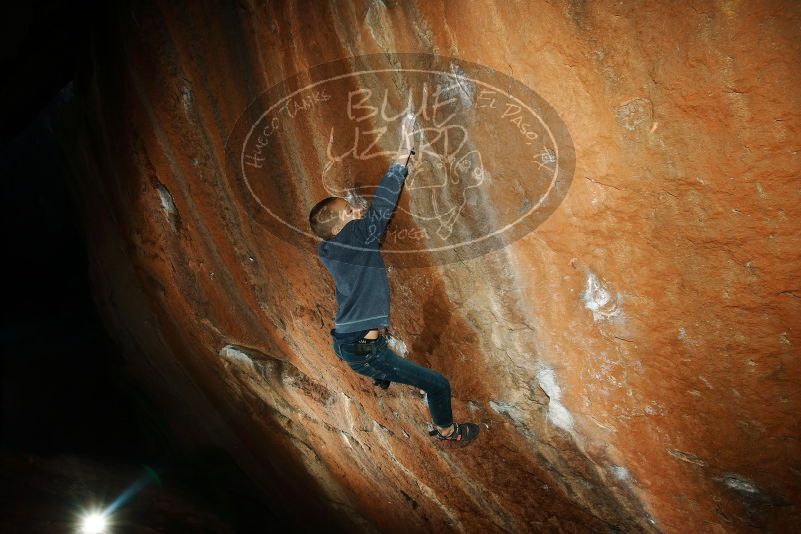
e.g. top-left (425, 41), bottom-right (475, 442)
top-left (62, 1), bottom-right (800, 532)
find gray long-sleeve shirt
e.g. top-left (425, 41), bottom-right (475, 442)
top-left (318, 162), bottom-right (409, 342)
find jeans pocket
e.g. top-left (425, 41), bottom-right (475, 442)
top-left (348, 358), bottom-right (371, 374)
top-left (349, 354), bottom-right (377, 374)
top-left (338, 345), bottom-right (374, 371)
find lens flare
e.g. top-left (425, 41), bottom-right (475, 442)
top-left (79, 511), bottom-right (108, 533)
top-left (74, 466), bottom-right (160, 533)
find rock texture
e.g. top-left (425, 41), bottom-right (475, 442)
top-left (59, 1), bottom-right (800, 532)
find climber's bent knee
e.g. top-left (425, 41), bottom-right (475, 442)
top-left (427, 372), bottom-right (451, 396)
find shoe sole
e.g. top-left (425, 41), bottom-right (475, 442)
top-left (437, 438), bottom-right (476, 448)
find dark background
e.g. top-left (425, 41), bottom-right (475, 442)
top-left (1, 2), bottom-right (287, 531)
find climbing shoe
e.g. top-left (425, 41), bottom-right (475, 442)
top-left (373, 378), bottom-right (391, 389)
top-left (428, 422), bottom-right (480, 447)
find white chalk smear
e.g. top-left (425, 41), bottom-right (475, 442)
top-left (386, 334), bottom-right (408, 357)
top-left (722, 473), bottom-right (760, 494)
top-left (609, 465), bottom-right (630, 481)
top-left (536, 365), bottom-right (575, 432)
top-left (581, 271), bottom-right (621, 321)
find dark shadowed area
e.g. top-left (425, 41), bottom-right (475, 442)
top-left (0, 3), bottom-right (296, 532)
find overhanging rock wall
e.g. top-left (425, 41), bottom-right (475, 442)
top-left (62, 1), bottom-right (800, 532)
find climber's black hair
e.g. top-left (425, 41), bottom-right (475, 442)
top-left (309, 196), bottom-right (341, 240)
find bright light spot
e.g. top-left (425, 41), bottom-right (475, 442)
top-left (80, 511), bottom-right (108, 533)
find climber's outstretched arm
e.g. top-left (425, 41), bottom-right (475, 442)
top-left (355, 115), bottom-right (416, 243)
top-left (361, 163), bottom-right (409, 241)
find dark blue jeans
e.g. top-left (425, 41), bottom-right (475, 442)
top-left (333, 334), bottom-right (453, 427)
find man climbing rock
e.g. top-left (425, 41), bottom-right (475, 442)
top-left (310, 114), bottom-right (480, 447)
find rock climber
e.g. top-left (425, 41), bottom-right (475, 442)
top-left (310, 114), bottom-right (480, 447)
